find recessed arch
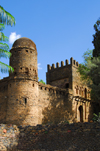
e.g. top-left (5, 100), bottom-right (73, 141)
top-left (79, 87), bottom-right (81, 95)
top-left (84, 88), bottom-right (87, 98)
top-left (79, 105), bottom-right (83, 122)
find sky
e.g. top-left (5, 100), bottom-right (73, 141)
top-left (0, 0), bottom-right (100, 84)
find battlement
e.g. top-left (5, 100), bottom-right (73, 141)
top-left (38, 81), bottom-right (73, 95)
top-left (47, 57), bottom-right (79, 72)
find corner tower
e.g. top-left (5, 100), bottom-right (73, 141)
top-left (9, 37), bottom-right (38, 81)
top-left (6, 37), bottom-right (39, 126)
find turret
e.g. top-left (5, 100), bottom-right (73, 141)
top-left (9, 37), bottom-right (38, 81)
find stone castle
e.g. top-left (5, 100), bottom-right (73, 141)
top-left (0, 37), bottom-right (99, 127)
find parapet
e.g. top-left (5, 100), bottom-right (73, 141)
top-left (47, 57), bottom-right (79, 72)
top-left (38, 81), bottom-right (70, 95)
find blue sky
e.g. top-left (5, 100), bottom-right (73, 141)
top-left (0, 0), bottom-right (100, 84)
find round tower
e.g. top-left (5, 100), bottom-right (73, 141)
top-left (6, 37), bottom-right (39, 126)
top-left (9, 37), bottom-right (38, 80)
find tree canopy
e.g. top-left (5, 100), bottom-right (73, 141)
top-left (77, 18), bottom-right (100, 103)
top-left (0, 5), bottom-right (15, 78)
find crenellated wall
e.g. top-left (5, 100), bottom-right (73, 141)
top-left (46, 57), bottom-right (79, 89)
top-left (47, 57), bottom-right (79, 72)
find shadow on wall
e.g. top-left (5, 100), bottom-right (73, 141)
top-left (42, 93), bottom-right (76, 125)
top-left (88, 102), bottom-right (100, 121)
top-left (92, 102), bottom-right (100, 115)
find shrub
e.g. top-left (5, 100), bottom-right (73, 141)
top-left (92, 112), bottom-right (100, 122)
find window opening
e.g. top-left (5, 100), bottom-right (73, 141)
top-left (65, 83), bottom-right (69, 88)
top-left (79, 88), bottom-right (81, 95)
top-left (85, 88), bottom-right (87, 99)
top-left (25, 98), bottom-right (27, 105)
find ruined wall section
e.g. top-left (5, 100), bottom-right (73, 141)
top-left (38, 82), bottom-right (76, 124)
top-left (0, 77), bottom-right (9, 124)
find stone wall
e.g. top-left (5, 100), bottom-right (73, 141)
top-left (0, 76), bottom-right (94, 127)
top-left (0, 77), bottom-right (9, 124)
top-left (5, 79), bottom-right (39, 126)
top-left (0, 122), bottom-right (100, 151)
top-left (46, 59), bottom-right (72, 89)
top-left (0, 77), bottom-right (75, 127)
top-left (38, 83), bottom-right (75, 125)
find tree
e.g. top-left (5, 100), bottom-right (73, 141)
top-left (77, 18), bottom-right (100, 104)
top-left (77, 49), bottom-right (93, 83)
top-left (82, 56), bottom-right (100, 103)
top-left (0, 5), bottom-right (15, 79)
top-left (38, 77), bottom-right (45, 84)
top-left (92, 18), bottom-right (100, 58)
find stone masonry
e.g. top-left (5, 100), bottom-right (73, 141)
top-left (0, 37), bottom-right (100, 127)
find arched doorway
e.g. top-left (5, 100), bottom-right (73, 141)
top-left (79, 105), bottom-right (83, 122)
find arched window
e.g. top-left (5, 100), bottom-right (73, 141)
top-left (84, 88), bottom-right (87, 99)
top-left (76, 89), bottom-right (78, 94)
top-left (88, 91), bottom-right (90, 98)
top-left (79, 88), bottom-right (81, 95)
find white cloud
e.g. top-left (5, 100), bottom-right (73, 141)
top-left (9, 32), bottom-right (21, 44)
top-left (38, 63), bottom-right (42, 70)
